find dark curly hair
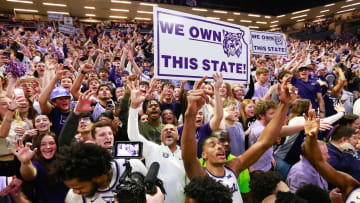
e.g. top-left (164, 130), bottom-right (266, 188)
top-left (52, 142), bottom-right (112, 182)
top-left (296, 184), bottom-right (331, 203)
top-left (275, 192), bottom-right (307, 203)
top-left (249, 171), bottom-right (282, 202)
top-left (184, 176), bottom-right (232, 203)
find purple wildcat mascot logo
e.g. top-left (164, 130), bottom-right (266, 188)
top-left (274, 34), bottom-right (284, 46)
top-left (222, 30), bottom-right (243, 58)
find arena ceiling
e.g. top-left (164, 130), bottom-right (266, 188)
top-left (0, 0), bottom-right (359, 30)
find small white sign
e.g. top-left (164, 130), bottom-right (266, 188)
top-left (250, 31), bottom-right (288, 56)
top-left (64, 17), bottom-right (73, 25)
top-left (58, 24), bottom-right (75, 35)
top-left (47, 13), bottom-right (63, 21)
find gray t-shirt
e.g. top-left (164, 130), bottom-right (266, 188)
top-left (226, 122), bottom-right (245, 156)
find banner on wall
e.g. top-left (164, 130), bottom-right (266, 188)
top-left (250, 30), bottom-right (288, 56)
top-left (47, 13), bottom-right (63, 21)
top-left (153, 7), bottom-right (251, 83)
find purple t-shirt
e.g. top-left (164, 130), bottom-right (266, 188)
top-left (225, 122), bottom-right (245, 156)
top-left (252, 82), bottom-right (269, 100)
top-left (32, 160), bottom-right (69, 203)
top-left (178, 122), bottom-right (212, 158)
top-left (291, 77), bottom-right (321, 110)
top-left (49, 107), bottom-right (69, 137)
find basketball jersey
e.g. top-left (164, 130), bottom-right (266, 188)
top-left (206, 167), bottom-right (243, 203)
top-left (346, 186), bottom-right (360, 203)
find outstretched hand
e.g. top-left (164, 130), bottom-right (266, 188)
top-left (186, 75), bottom-right (213, 115)
top-left (213, 73), bottom-right (223, 90)
top-left (8, 139), bottom-right (37, 164)
top-left (303, 109), bottom-right (320, 137)
top-left (278, 76), bottom-right (299, 105)
top-left (128, 79), bottom-right (148, 109)
top-left (74, 90), bottom-right (96, 114)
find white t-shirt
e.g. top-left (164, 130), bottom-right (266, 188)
top-left (65, 159), bottom-right (147, 203)
top-left (346, 186), bottom-right (360, 203)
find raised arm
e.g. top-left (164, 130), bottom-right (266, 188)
top-left (70, 64), bottom-right (93, 101)
top-left (209, 73), bottom-right (223, 130)
top-left (304, 110), bottom-right (359, 199)
top-left (182, 76), bottom-right (211, 179)
top-left (331, 67), bottom-right (346, 98)
top-left (228, 77), bottom-right (298, 175)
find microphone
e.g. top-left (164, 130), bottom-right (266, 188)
top-left (144, 162), bottom-right (160, 195)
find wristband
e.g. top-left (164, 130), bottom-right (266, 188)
top-left (80, 70), bottom-right (87, 75)
top-left (319, 111), bottom-right (325, 113)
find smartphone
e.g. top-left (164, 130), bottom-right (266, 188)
top-left (114, 141), bottom-right (143, 159)
top-left (14, 88), bottom-right (25, 98)
top-left (3, 51), bottom-right (10, 59)
top-left (106, 100), bottom-right (113, 108)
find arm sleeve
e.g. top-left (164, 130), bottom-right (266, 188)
top-left (58, 112), bottom-right (81, 146)
top-left (321, 112), bottom-right (345, 124)
top-left (244, 75), bottom-right (254, 99)
top-left (128, 107), bottom-right (158, 158)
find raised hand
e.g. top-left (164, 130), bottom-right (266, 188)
top-left (193, 75), bottom-right (208, 90)
top-left (304, 109), bottom-right (320, 137)
top-left (128, 80), bottom-right (148, 109)
top-left (186, 76), bottom-right (213, 115)
top-left (74, 90), bottom-right (96, 114)
top-left (80, 63), bottom-right (93, 73)
top-left (8, 139), bottom-right (37, 164)
top-left (334, 102), bottom-right (345, 113)
top-left (213, 73), bottom-right (223, 90)
top-left (278, 76), bottom-right (299, 105)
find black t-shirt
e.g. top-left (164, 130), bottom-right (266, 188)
top-left (160, 100), bottom-right (181, 119)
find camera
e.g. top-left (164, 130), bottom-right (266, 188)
top-left (113, 141), bottom-right (143, 159)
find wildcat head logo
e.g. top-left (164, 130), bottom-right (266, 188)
top-left (274, 34), bottom-right (284, 46)
top-left (222, 30), bottom-right (243, 58)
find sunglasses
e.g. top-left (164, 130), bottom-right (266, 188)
top-left (79, 117), bottom-right (90, 123)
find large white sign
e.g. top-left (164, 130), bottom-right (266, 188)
top-left (58, 24), bottom-right (75, 35)
top-left (250, 31), bottom-right (288, 56)
top-left (153, 7), bottom-right (250, 83)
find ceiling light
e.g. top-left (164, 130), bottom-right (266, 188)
top-left (227, 18), bottom-right (234, 21)
top-left (192, 8), bottom-right (207, 11)
top-left (14, 8), bottom-right (37, 12)
top-left (336, 8), bottom-right (355, 13)
top-left (270, 24), bottom-right (278, 27)
top-left (324, 3), bottom-right (335, 7)
top-left (248, 14), bottom-right (261, 17)
top-left (296, 19), bottom-right (305, 22)
top-left (276, 14), bottom-right (285, 18)
top-left (84, 6), bottom-right (95, 9)
top-left (292, 9), bottom-right (310, 14)
top-left (207, 17), bottom-right (220, 20)
top-left (256, 21), bottom-right (267, 24)
top-left (313, 18), bottom-right (325, 22)
top-left (110, 8), bottom-right (129, 12)
top-left (47, 11), bottom-right (69, 15)
top-left (137, 10), bottom-right (152, 14)
top-left (213, 10), bottom-right (227, 14)
top-left (134, 17), bottom-right (151, 20)
top-left (291, 14), bottom-right (307, 19)
top-left (249, 26), bottom-right (259, 29)
top-left (346, 0), bottom-right (354, 1)
top-left (270, 20), bottom-right (278, 23)
top-left (240, 20), bottom-right (252, 23)
top-left (109, 15), bottom-right (127, 18)
top-left (233, 12), bottom-right (240, 15)
top-left (316, 15), bottom-right (325, 18)
top-left (85, 14), bottom-right (96, 17)
top-left (42, 2), bottom-right (67, 7)
top-left (111, 0), bottom-right (131, 4)
top-left (265, 16), bottom-right (271, 19)
top-left (341, 2), bottom-right (360, 8)
top-left (7, 0), bottom-right (33, 4)
top-left (320, 9), bottom-right (329, 13)
top-left (139, 2), bottom-right (158, 6)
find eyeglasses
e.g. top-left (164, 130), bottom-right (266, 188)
top-left (79, 117), bottom-right (90, 123)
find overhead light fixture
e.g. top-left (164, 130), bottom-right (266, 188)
top-left (324, 3), bottom-right (335, 7)
top-left (192, 8), bottom-right (207, 11)
top-left (346, 0), bottom-right (354, 2)
top-left (336, 8), bottom-right (355, 13)
top-left (341, 2), bottom-right (360, 8)
top-left (109, 15), bottom-right (127, 18)
top-left (134, 17), bottom-right (151, 20)
top-left (110, 8), bottom-right (129, 12)
top-left (256, 21), bottom-right (267, 24)
top-left (296, 19), bottom-right (305, 22)
top-left (292, 9), bottom-right (310, 14)
top-left (227, 18), bottom-right (234, 21)
top-left (86, 14), bottom-right (96, 17)
top-left (276, 14), bottom-right (285, 18)
top-left (249, 26), bottom-right (259, 29)
top-left (137, 10), bottom-right (152, 14)
top-left (233, 12), bottom-right (240, 15)
top-left (320, 10), bottom-right (329, 13)
top-left (291, 14), bottom-right (307, 19)
top-left (84, 6), bottom-right (95, 9)
top-left (270, 20), bottom-right (278, 23)
top-left (316, 15), bottom-right (325, 18)
top-left (42, 2), bottom-right (67, 7)
top-left (7, 0), bottom-right (33, 4)
top-left (14, 8), bottom-right (37, 12)
top-left (207, 17), bottom-right (220, 20)
top-left (248, 14), bottom-right (261, 17)
top-left (47, 11), bottom-right (69, 15)
top-left (313, 18), bottom-right (325, 22)
top-left (265, 16), bottom-right (271, 19)
top-left (240, 20), bottom-right (252, 23)
top-left (213, 10), bottom-right (227, 14)
top-left (270, 24), bottom-right (278, 27)
top-left (139, 2), bottom-right (158, 6)
top-left (111, 0), bottom-right (131, 4)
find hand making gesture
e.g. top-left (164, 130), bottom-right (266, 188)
top-left (128, 79), bottom-right (148, 109)
top-left (74, 90), bottom-right (96, 114)
top-left (8, 139), bottom-right (37, 164)
top-left (304, 109), bottom-right (320, 137)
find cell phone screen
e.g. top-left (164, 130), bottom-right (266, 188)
top-left (114, 141), bottom-right (143, 159)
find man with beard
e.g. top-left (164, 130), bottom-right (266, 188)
top-left (92, 84), bottom-right (113, 121)
top-left (128, 79), bottom-right (187, 203)
top-left (53, 142), bottom-right (147, 203)
top-left (39, 69), bottom-right (71, 136)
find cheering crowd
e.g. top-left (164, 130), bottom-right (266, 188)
top-left (0, 19), bottom-right (359, 203)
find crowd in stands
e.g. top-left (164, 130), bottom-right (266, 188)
top-left (0, 18), bottom-right (359, 203)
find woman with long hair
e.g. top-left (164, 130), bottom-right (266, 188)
top-left (239, 99), bottom-right (256, 150)
top-left (9, 133), bottom-right (68, 202)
